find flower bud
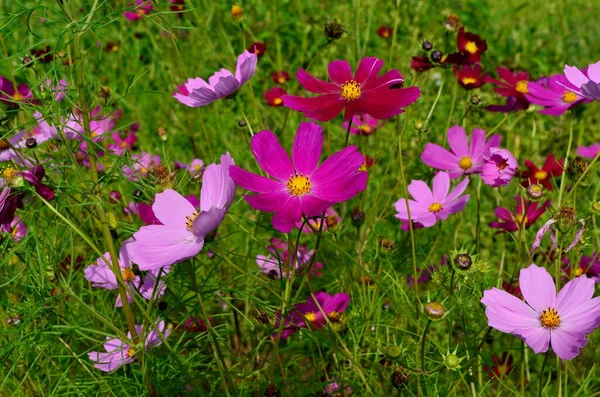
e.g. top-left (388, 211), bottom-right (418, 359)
top-left (554, 207), bottom-right (577, 232)
top-left (109, 190), bottom-right (122, 204)
top-left (391, 367), bottom-right (409, 389)
top-left (454, 253), bottom-right (472, 270)
top-left (231, 4), bottom-right (243, 21)
top-left (424, 301), bottom-right (445, 319)
top-left (22, 56), bottom-right (33, 67)
top-left (350, 207), bottom-right (365, 228)
top-left (526, 183), bottom-right (544, 201)
top-left (430, 50), bottom-right (442, 63)
top-left (385, 345), bottom-right (402, 359)
top-left (414, 120), bottom-right (424, 130)
top-left (379, 238), bottom-right (396, 254)
top-left (157, 301), bottom-right (168, 311)
top-left (421, 40), bottom-right (433, 51)
top-left (444, 353), bottom-right (461, 369)
top-left (443, 14), bottom-right (460, 31)
top-left (238, 119), bottom-right (247, 127)
top-left (324, 19), bottom-right (346, 40)
top-left (470, 95), bottom-right (481, 105)
top-left (264, 383), bottom-right (281, 397)
top-left (565, 156), bottom-right (588, 181)
top-left (593, 201), bottom-right (600, 214)
top-left (25, 138), bottom-right (37, 149)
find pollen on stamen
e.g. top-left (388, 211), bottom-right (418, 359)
top-left (562, 91), bottom-right (578, 103)
top-left (122, 268), bottom-right (136, 282)
top-left (533, 170), bottom-right (548, 180)
top-left (515, 80), bottom-right (529, 94)
top-left (304, 312), bottom-right (317, 322)
top-left (465, 41), bottom-right (478, 54)
top-left (428, 203), bottom-right (443, 213)
top-left (461, 77), bottom-right (477, 85)
top-left (185, 211), bottom-right (199, 230)
top-left (340, 80), bottom-right (361, 101)
top-left (540, 307), bottom-right (560, 328)
top-left (458, 156), bottom-right (473, 171)
top-left (286, 173), bottom-right (312, 196)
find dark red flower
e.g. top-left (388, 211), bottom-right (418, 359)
top-left (489, 195), bottom-right (550, 233)
top-left (377, 25), bottom-right (393, 39)
top-left (247, 42), bottom-right (266, 57)
top-left (456, 27), bottom-right (487, 63)
top-left (169, 0), bottom-right (185, 17)
top-left (30, 46), bottom-right (53, 63)
top-left (411, 56), bottom-right (434, 72)
top-left (272, 70), bottom-right (290, 85)
top-left (520, 154), bottom-right (564, 190)
top-left (264, 87), bottom-right (286, 107)
top-left (454, 64), bottom-right (486, 89)
top-left (485, 352), bottom-right (514, 379)
top-left (485, 67), bottom-right (531, 112)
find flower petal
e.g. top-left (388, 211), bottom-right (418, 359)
top-left (235, 50), bottom-right (257, 86)
top-left (354, 57), bottom-right (383, 85)
top-left (229, 166), bottom-right (284, 193)
top-left (519, 264), bottom-right (556, 312)
top-left (283, 94), bottom-right (346, 122)
top-left (407, 180), bottom-right (433, 204)
top-left (292, 122), bottom-right (323, 175)
top-left (272, 196), bottom-right (302, 233)
top-left (550, 329), bottom-right (587, 360)
top-left (328, 60), bottom-right (353, 85)
top-left (447, 125), bottom-right (469, 157)
top-left (481, 287), bottom-right (540, 332)
top-left (250, 130), bottom-right (294, 181)
top-left (152, 189), bottom-right (196, 227)
top-left (296, 68), bottom-right (339, 94)
top-left (432, 172), bottom-right (450, 203)
top-left (311, 146), bottom-right (364, 185)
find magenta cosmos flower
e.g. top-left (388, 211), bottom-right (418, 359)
top-left (123, 0), bottom-right (152, 21)
top-left (1, 216), bottom-right (27, 241)
top-left (394, 172), bottom-right (470, 228)
top-left (282, 57), bottom-right (420, 122)
top-left (481, 264), bottom-right (600, 360)
top-left (421, 125), bottom-right (501, 178)
top-left (122, 152), bottom-right (161, 181)
top-left (0, 76), bottom-right (32, 106)
top-left (489, 195), bottom-right (551, 233)
top-left (174, 51), bottom-right (257, 107)
top-left (0, 165), bottom-right (55, 225)
top-left (342, 114), bottom-right (379, 135)
top-left (563, 61), bottom-right (600, 100)
top-left (256, 238), bottom-right (323, 279)
top-left (526, 74), bottom-right (587, 116)
top-left (88, 320), bottom-right (169, 372)
top-left (481, 148), bottom-right (518, 187)
top-left (576, 143), bottom-right (600, 159)
top-left (229, 122), bottom-right (368, 233)
top-left (130, 153), bottom-right (236, 270)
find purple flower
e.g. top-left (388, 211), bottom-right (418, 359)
top-left (421, 125), bottom-right (501, 178)
top-left (481, 148), bottom-right (518, 187)
top-left (563, 61), bottom-right (600, 100)
top-left (489, 195), bottom-right (551, 233)
top-left (525, 74), bottom-right (587, 116)
top-left (342, 114), bottom-right (379, 135)
top-left (576, 143), bottom-right (600, 159)
top-left (0, 165), bottom-right (54, 225)
top-left (88, 320), bottom-right (169, 372)
top-left (230, 122), bottom-right (368, 233)
top-left (394, 172), bottom-right (470, 228)
top-left (63, 106), bottom-right (115, 141)
top-left (122, 152), bottom-right (161, 181)
top-left (256, 238), bottom-right (323, 279)
top-left (563, 253), bottom-right (600, 283)
top-left (108, 130), bottom-right (137, 155)
top-left (0, 76), bottom-right (32, 106)
top-left (40, 79), bottom-right (68, 102)
top-left (130, 153), bottom-right (236, 270)
top-left (84, 239), bottom-right (168, 306)
top-left (174, 51), bottom-right (257, 107)
top-left (481, 264), bottom-right (600, 360)
top-left (1, 216), bottom-right (27, 241)
top-left (123, 0), bottom-right (152, 21)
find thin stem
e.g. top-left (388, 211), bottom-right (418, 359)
top-left (344, 117), bottom-right (353, 147)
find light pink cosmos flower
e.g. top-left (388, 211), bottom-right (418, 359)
top-left (40, 79), bottom-right (68, 101)
top-left (108, 130), bottom-right (137, 155)
top-left (394, 172), bottom-right (470, 228)
top-left (576, 143), bottom-right (600, 159)
top-left (1, 216), bottom-right (27, 241)
top-left (122, 152), bottom-right (161, 181)
top-left (526, 74), bottom-right (588, 116)
top-left (88, 320), bottom-right (169, 372)
top-left (481, 148), bottom-right (518, 187)
top-left (229, 122), bottom-right (368, 233)
top-left (283, 57), bottom-right (420, 122)
top-left (187, 158), bottom-right (204, 175)
top-left (341, 114), bottom-right (379, 135)
top-left (123, 0), bottom-right (152, 21)
top-left (563, 61), bottom-right (600, 100)
top-left (130, 153), bottom-right (236, 270)
top-left (421, 125), bottom-right (502, 178)
top-left (174, 51), bottom-right (257, 107)
top-left (481, 264), bottom-right (600, 360)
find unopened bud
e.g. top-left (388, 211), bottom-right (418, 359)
top-left (430, 50), bottom-right (442, 63)
top-left (231, 4), bottom-right (243, 21)
top-left (324, 19), bottom-right (346, 40)
top-left (444, 353), bottom-right (461, 368)
top-left (526, 183), bottom-right (544, 201)
top-left (454, 253), bottom-right (472, 270)
top-left (238, 119), bottom-right (247, 127)
top-left (554, 207), bottom-right (577, 232)
top-left (350, 207), bottom-right (365, 228)
top-left (566, 156), bottom-right (588, 181)
top-left (385, 345), bottom-right (402, 359)
top-left (25, 138), bottom-right (37, 148)
top-left (421, 40), bottom-right (433, 51)
top-left (424, 301), bottom-right (445, 319)
top-left (470, 95), bottom-right (481, 105)
top-left (391, 367), bottom-right (409, 389)
top-left (157, 301), bottom-right (168, 311)
top-left (414, 120), bottom-right (424, 130)
top-left (263, 383), bottom-right (280, 397)
top-left (593, 202), bottom-right (600, 214)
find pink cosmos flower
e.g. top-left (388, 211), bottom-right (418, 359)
top-left (563, 253), bottom-right (600, 283)
top-left (277, 292), bottom-right (350, 339)
top-left (88, 320), bottom-right (169, 372)
top-left (421, 125), bottom-right (502, 178)
top-left (282, 57), bottom-right (420, 122)
top-left (481, 264), bottom-right (600, 360)
top-left (229, 122), bottom-right (368, 233)
top-left (489, 195), bottom-right (551, 233)
top-left (1, 216), bottom-right (27, 241)
top-left (295, 206), bottom-right (340, 233)
top-left (84, 240), bottom-right (168, 306)
top-left (122, 152), bottom-right (161, 181)
top-left (481, 148), bottom-right (518, 187)
top-left (108, 128), bottom-right (138, 155)
top-left (174, 51), bottom-right (257, 107)
top-left (123, 0), bottom-right (152, 21)
top-left (63, 106), bottom-right (115, 141)
top-left (576, 143), bottom-right (600, 159)
top-left (563, 61), bottom-right (600, 100)
top-left (264, 87), bottom-right (286, 107)
top-left (394, 172), bottom-right (470, 228)
top-left (186, 158), bottom-right (204, 176)
top-left (526, 74), bottom-right (587, 116)
top-left (0, 76), bottom-right (32, 106)
top-left (130, 153), bottom-right (236, 270)
top-left (256, 238), bottom-right (323, 279)
top-left (342, 114), bottom-right (379, 135)
top-left (0, 165), bottom-right (55, 225)
top-left (127, 194), bottom-right (201, 225)
top-left (40, 79), bottom-right (68, 102)
top-left (484, 67), bottom-right (531, 112)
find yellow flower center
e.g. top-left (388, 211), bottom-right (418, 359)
top-left (428, 203), bottom-right (443, 213)
top-left (13, 92), bottom-right (23, 101)
top-left (514, 214), bottom-right (528, 227)
top-left (574, 267), bottom-right (584, 277)
top-left (441, 54), bottom-right (448, 63)
top-left (340, 80), bottom-right (361, 101)
top-left (540, 307), bottom-right (560, 328)
top-left (277, 77), bottom-right (286, 84)
top-left (111, 45), bottom-right (119, 52)
top-left (515, 80), bottom-right (529, 94)
top-left (121, 141), bottom-right (128, 148)
top-left (458, 156), bottom-right (473, 170)
top-left (461, 77), bottom-right (477, 85)
top-left (304, 312), bottom-right (317, 322)
top-left (327, 311), bottom-right (341, 322)
top-left (140, 167), bottom-right (148, 174)
top-left (121, 268), bottom-right (136, 282)
top-left (360, 125), bottom-right (372, 134)
top-left (273, 97), bottom-right (283, 105)
top-left (534, 170), bottom-right (548, 180)
top-left (193, 164), bottom-right (201, 170)
top-left (2, 167), bottom-right (18, 182)
top-left (126, 347), bottom-right (136, 358)
top-left (185, 211), bottom-right (199, 231)
top-left (465, 41), bottom-right (478, 54)
top-left (286, 173), bottom-right (312, 196)
top-left (563, 91), bottom-right (578, 103)
top-left (358, 160), bottom-right (369, 172)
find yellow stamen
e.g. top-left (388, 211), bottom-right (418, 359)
top-left (574, 267), bottom-right (584, 277)
top-left (304, 312), bottom-right (317, 322)
top-left (534, 170), bottom-right (548, 180)
top-left (126, 347), bottom-right (136, 357)
top-left (540, 307), bottom-right (560, 328)
top-left (515, 80), bottom-right (529, 94)
top-left (273, 97), bottom-right (283, 105)
top-left (465, 41), bottom-right (478, 54)
top-left (563, 91), bottom-right (578, 103)
top-left (2, 167), bottom-right (18, 182)
top-left (13, 92), bottom-right (24, 101)
top-left (461, 77), bottom-right (477, 85)
top-left (428, 203), bottom-right (443, 213)
top-left (327, 311), bottom-right (341, 322)
top-left (121, 268), bottom-right (135, 282)
top-left (140, 167), bottom-right (148, 174)
top-left (340, 80), bottom-right (361, 101)
top-left (286, 173), bottom-right (312, 196)
top-left (360, 125), bottom-right (372, 134)
top-left (514, 214), bottom-right (528, 228)
top-left (185, 211), bottom-right (199, 231)
top-left (458, 156), bottom-right (473, 171)
top-left (277, 77), bottom-right (286, 84)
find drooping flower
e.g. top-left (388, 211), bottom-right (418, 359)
top-left (576, 143), bottom-right (600, 159)
top-left (342, 114), bottom-right (379, 136)
top-left (530, 213), bottom-right (585, 255)
top-left (456, 27), bottom-right (487, 63)
top-left (122, 152), bottom-right (161, 181)
top-left (264, 87), bottom-right (286, 107)
top-left (88, 320), bottom-right (169, 372)
top-left (229, 122), bottom-right (368, 233)
top-left (454, 64), bottom-right (486, 89)
top-left (526, 74), bottom-right (588, 116)
top-left (256, 238), bottom-right (323, 279)
top-left (0, 165), bottom-right (55, 225)
top-left (421, 125), bottom-right (501, 178)
top-left (123, 0), bottom-right (152, 21)
top-left (563, 61), bottom-right (600, 100)
top-left (174, 51), bottom-right (257, 107)
top-left (295, 206), bottom-right (340, 233)
top-left (130, 153), bottom-right (236, 270)
top-left (272, 70), bottom-right (290, 85)
top-left (377, 25), bottom-right (393, 39)
top-left (0, 76), bottom-right (33, 106)
top-left (520, 154), bottom-right (563, 190)
top-left (282, 57), bottom-right (420, 122)
top-left (481, 148), bottom-right (518, 187)
top-left (394, 172), bottom-right (470, 228)
top-left (489, 195), bottom-right (551, 233)
top-left (277, 292), bottom-right (350, 339)
top-left (411, 56), bottom-right (435, 72)
top-left (1, 216), bottom-right (27, 241)
top-left (484, 67), bottom-right (530, 112)
top-left (481, 264), bottom-right (600, 360)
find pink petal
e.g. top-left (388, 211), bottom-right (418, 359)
top-left (517, 327), bottom-right (551, 354)
top-left (250, 131), bottom-right (294, 181)
top-left (358, 86), bottom-right (420, 120)
top-left (556, 275), bottom-right (596, 316)
top-left (209, 68), bottom-right (239, 97)
top-left (328, 60), bottom-right (353, 85)
top-left (235, 50), bottom-right (257, 86)
top-left (519, 264), bottom-right (556, 312)
top-left (550, 329), bottom-right (587, 360)
top-left (292, 122), bottom-right (322, 175)
top-left (407, 180), bottom-right (433, 204)
top-left (421, 143), bottom-right (460, 172)
top-left (245, 191), bottom-right (291, 212)
top-left (229, 166), bottom-right (284, 193)
top-left (432, 172), bottom-right (450, 203)
top-left (587, 61), bottom-right (600, 83)
top-left (530, 219), bottom-right (557, 254)
top-left (354, 57), bottom-right (383, 84)
top-left (152, 189), bottom-right (196, 227)
top-left (311, 146), bottom-right (364, 185)
top-left (310, 171), bottom-right (367, 203)
top-left (272, 196), bottom-right (302, 233)
top-left (200, 153), bottom-right (236, 211)
top-left (444, 177), bottom-right (470, 203)
top-left (563, 65), bottom-right (588, 88)
top-left (447, 125), bottom-right (469, 157)
top-left (300, 195), bottom-right (332, 217)
top-left (481, 288), bottom-right (540, 332)
top-left (295, 68), bottom-right (339, 94)
top-left (282, 94), bottom-right (346, 122)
